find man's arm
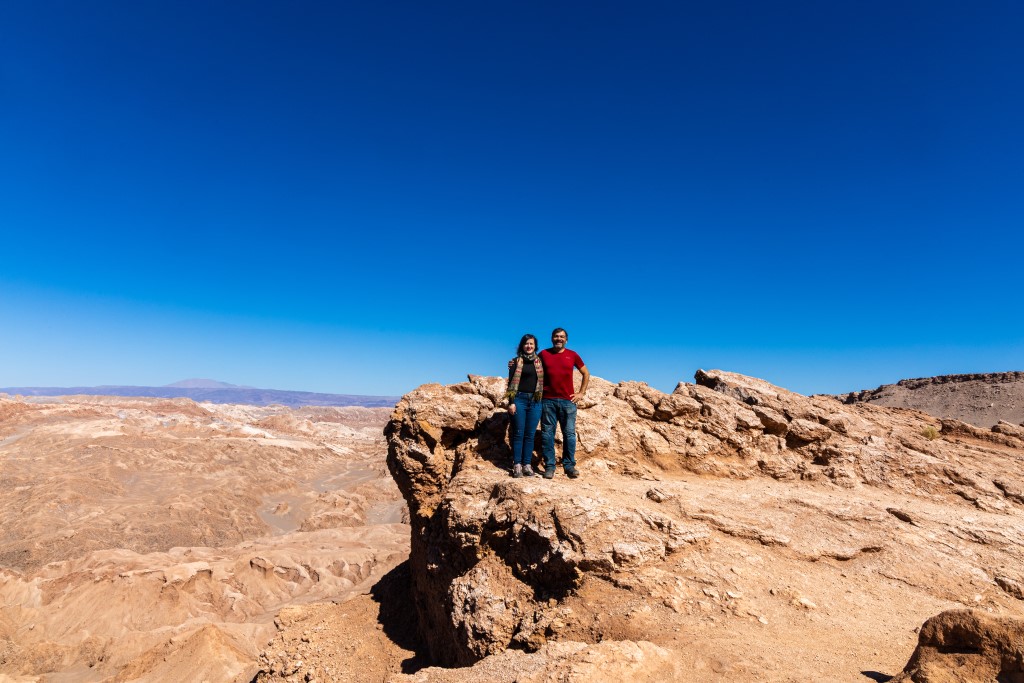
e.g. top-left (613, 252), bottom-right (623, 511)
top-left (573, 365), bottom-right (590, 403)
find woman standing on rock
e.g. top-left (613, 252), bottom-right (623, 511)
top-left (506, 334), bottom-right (544, 478)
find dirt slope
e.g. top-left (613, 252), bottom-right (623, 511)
top-left (835, 371), bottom-right (1024, 428)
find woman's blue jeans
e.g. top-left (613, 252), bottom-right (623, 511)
top-left (510, 392), bottom-right (543, 467)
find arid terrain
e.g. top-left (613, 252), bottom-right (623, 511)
top-left (836, 371), bottom-right (1024, 428)
top-left (5, 369), bottom-right (1024, 683)
top-left (0, 395), bottom-right (407, 682)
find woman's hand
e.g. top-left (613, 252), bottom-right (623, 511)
top-left (508, 404), bottom-right (517, 415)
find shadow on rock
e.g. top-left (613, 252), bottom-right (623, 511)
top-left (371, 561), bottom-right (432, 674)
top-left (472, 410), bottom-right (513, 469)
top-left (861, 672), bottom-right (893, 682)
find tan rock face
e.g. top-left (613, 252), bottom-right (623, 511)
top-left (890, 609), bottom-right (1024, 683)
top-left (385, 370), bottom-right (1024, 677)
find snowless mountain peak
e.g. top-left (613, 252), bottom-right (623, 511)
top-left (164, 378), bottom-right (243, 389)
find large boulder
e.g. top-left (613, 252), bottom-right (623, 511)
top-left (890, 609), bottom-right (1024, 682)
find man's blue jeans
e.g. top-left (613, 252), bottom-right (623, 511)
top-left (541, 398), bottom-right (577, 472)
top-left (510, 392), bottom-right (543, 467)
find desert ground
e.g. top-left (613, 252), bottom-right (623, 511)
top-left (0, 395), bottom-right (407, 682)
top-left (4, 369), bottom-right (1024, 683)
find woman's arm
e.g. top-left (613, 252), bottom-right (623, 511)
top-left (507, 359), bottom-right (517, 413)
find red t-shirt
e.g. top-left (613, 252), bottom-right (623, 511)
top-left (540, 349), bottom-right (585, 400)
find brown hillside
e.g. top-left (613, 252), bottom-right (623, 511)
top-left (835, 371), bottom-right (1024, 428)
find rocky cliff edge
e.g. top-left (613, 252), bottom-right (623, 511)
top-left (385, 370), bottom-right (1024, 680)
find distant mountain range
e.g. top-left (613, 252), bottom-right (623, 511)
top-left (0, 378), bottom-right (399, 409)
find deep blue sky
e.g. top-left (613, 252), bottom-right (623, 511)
top-left (2, 2), bottom-right (1022, 396)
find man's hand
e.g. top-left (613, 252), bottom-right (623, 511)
top-left (572, 365), bottom-right (591, 404)
top-left (508, 404), bottom-right (517, 415)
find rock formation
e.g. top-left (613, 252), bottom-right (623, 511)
top-left (385, 369), bottom-right (1024, 680)
top-left (889, 609), bottom-right (1024, 682)
top-left (836, 371), bottom-right (1024, 428)
top-left (9, 368), bottom-right (1024, 682)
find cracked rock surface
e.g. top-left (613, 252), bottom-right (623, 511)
top-left (384, 369), bottom-right (1024, 681)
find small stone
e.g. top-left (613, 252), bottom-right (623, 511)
top-left (663, 597), bottom-right (684, 613)
top-left (646, 487), bottom-right (672, 503)
top-left (758, 616), bottom-right (769, 624)
top-left (886, 508), bottom-right (915, 525)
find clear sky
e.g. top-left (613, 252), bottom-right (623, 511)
top-left (2, 1), bottom-right (1022, 396)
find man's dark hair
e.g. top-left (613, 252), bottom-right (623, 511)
top-left (551, 328), bottom-right (568, 340)
top-left (517, 334), bottom-right (538, 356)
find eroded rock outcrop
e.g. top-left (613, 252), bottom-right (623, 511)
top-left (890, 609), bottom-right (1024, 682)
top-left (386, 370), bottom-right (1024, 671)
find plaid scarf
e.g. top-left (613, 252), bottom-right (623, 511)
top-left (506, 354), bottom-right (544, 403)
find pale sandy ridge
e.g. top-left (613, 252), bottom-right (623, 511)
top-left (0, 396), bottom-right (407, 682)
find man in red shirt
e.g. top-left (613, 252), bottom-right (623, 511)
top-left (539, 328), bottom-right (590, 479)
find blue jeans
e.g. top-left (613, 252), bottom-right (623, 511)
top-left (541, 398), bottom-right (577, 471)
top-left (510, 392), bottom-right (543, 467)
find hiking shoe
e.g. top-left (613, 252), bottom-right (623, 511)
top-left (524, 465), bottom-right (541, 477)
top-left (512, 464), bottom-right (523, 478)
top-left (565, 468), bottom-right (580, 479)
top-left (543, 469), bottom-right (555, 479)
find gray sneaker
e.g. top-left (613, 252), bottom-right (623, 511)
top-left (565, 468), bottom-right (580, 479)
top-left (512, 464), bottom-right (523, 478)
top-left (524, 465), bottom-right (541, 477)
top-left (543, 469), bottom-right (555, 479)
